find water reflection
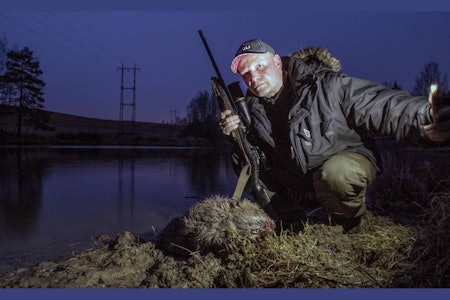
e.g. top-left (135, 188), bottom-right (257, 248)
top-left (117, 155), bottom-right (136, 223)
top-left (0, 146), bottom-right (236, 273)
top-left (0, 150), bottom-right (44, 239)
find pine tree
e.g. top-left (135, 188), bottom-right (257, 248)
top-left (0, 47), bottom-right (48, 137)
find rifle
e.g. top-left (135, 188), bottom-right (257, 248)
top-left (198, 30), bottom-right (271, 207)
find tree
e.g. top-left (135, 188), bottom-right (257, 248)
top-left (0, 35), bottom-right (8, 75)
top-left (382, 80), bottom-right (402, 90)
top-left (0, 35), bottom-right (10, 104)
top-left (412, 62), bottom-right (448, 97)
top-left (186, 90), bottom-right (219, 124)
top-left (0, 47), bottom-right (48, 137)
top-left (183, 90), bottom-right (221, 141)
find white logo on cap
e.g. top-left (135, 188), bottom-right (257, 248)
top-left (242, 45), bottom-right (251, 51)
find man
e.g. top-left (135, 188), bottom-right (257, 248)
top-left (220, 38), bottom-right (450, 233)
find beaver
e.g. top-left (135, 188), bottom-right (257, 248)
top-left (155, 195), bottom-right (276, 258)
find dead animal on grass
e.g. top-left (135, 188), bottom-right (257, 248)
top-left (155, 195), bottom-right (276, 258)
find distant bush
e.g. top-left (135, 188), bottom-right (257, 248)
top-left (54, 132), bottom-right (103, 143)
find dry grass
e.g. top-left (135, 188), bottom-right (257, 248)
top-left (221, 163), bottom-right (450, 288)
top-left (406, 188), bottom-right (450, 286)
top-left (228, 215), bottom-right (418, 288)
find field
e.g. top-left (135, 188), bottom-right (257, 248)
top-left (0, 107), bottom-right (202, 146)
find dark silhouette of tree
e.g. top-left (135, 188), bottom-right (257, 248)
top-left (382, 80), bottom-right (402, 90)
top-left (0, 47), bottom-right (48, 137)
top-left (392, 80), bottom-right (402, 90)
top-left (0, 35), bottom-right (11, 105)
top-left (186, 90), bottom-right (219, 124)
top-left (412, 62), bottom-right (448, 97)
top-left (0, 35), bottom-right (8, 75)
top-left (183, 90), bottom-right (221, 143)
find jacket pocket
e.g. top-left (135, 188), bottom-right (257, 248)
top-left (319, 113), bottom-right (337, 144)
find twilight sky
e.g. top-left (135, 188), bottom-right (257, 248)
top-left (0, 10), bottom-right (449, 123)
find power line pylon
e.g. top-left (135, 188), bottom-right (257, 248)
top-left (118, 63), bottom-right (139, 134)
top-left (170, 109), bottom-right (178, 124)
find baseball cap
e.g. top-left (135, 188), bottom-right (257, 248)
top-left (230, 39), bottom-right (275, 73)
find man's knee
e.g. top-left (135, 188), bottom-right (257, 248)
top-left (313, 151), bottom-right (377, 219)
top-left (320, 151), bottom-right (376, 197)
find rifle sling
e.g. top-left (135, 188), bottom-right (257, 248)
top-left (232, 163), bottom-right (251, 200)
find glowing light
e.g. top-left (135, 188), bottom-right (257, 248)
top-left (429, 83), bottom-right (439, 122)
top-left (430, 84), bottom-right (438, 95)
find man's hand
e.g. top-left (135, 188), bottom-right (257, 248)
top-left (425, 95), bottom-right (450, 143)
top-left (220, 109), bottom-right (241, 136)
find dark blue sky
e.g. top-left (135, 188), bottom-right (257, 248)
top-left (0, 10), bottom-right (449, 123)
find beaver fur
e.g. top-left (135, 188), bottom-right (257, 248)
top-left (156, 195), bottom-right (275, 258)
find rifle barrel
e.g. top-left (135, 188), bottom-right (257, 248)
top-left (198, 30), bottom-right (234, 103)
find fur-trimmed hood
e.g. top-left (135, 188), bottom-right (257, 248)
top-left (290, 46), bottom-right (341, 72)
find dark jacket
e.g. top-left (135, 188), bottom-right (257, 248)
top-left (245, 52), bottom-right (432, 175)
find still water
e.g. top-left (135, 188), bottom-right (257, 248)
top-left (0, 146), bottom-right (237, 274)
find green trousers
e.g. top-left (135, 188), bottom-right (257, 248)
top-left (312, 150), bottom-right (377, 220)
top-left (232, 150), bottom-right (377, 221)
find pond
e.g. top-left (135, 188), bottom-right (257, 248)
top-left (0, 146), bottom-right (237, 274)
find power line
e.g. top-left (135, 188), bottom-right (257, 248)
top-left (42, 13), bottom-right (173, 107)
top-left (0, 12), bottom-right (178, 123)
top-left (22, 12), bottom-right (118, 67)
top-left (48, 12), bottom-right (123, 64)
top-left (42, 13), bottom-right (174, 115)
top-left (0, 12), bottom-right (114, 70)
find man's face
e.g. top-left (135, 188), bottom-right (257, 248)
top-left (236, 53), bottom-right (283, 98)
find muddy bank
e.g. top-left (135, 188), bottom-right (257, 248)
top-left (0, 207), bottom-right (447, 288)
